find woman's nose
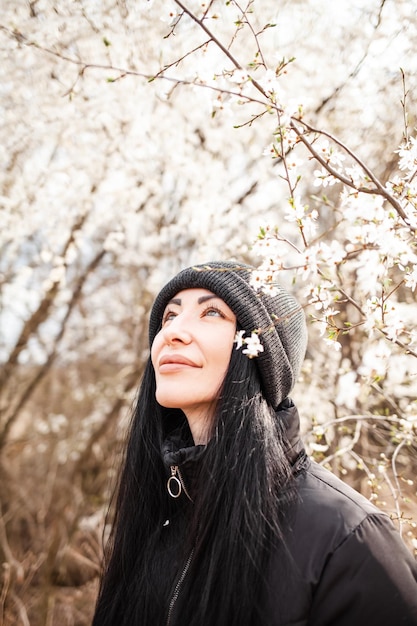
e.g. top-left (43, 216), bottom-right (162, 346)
top-left (162, 315), bottom-right (192, 344)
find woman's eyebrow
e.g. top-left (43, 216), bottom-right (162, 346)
top-left (166, 294), bottom-right (219, 307)
top-left (198, 294), bottom-right (220, 304)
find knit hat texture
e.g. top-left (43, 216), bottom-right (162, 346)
top-left (149, 262), bottom-right (307, 409)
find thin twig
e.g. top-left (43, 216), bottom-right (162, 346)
top-left (390, 437), bottom-right (409, 536)
top-left (290, 120), bottom-right (410, 223)
top-left (172, 0), bottom-right (270, 98)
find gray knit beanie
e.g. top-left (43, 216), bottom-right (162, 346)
top-left (148, 261), bottom-right (307, 409)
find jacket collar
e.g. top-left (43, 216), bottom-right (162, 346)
top-left (277, 397), bottom-right (305, 466)
top-left (161, 398), bottom-right (305, 472)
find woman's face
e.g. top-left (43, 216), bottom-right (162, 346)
top-left (151, 288), bottom-right (237, 442)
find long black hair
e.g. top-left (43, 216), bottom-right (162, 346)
top-left (93, 343), bottom-right (299, 626)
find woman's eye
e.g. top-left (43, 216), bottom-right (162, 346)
top-left (162, 310), bottom-right (176, 324)
top-left (204, 306), bottom-right (224, 318)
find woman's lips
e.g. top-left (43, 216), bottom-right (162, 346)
top-left (158, 354), bottom-right (200, 372)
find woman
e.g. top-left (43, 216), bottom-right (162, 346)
top-left (93, 261), bottom-right (417, 626)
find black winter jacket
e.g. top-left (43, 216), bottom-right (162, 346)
top-left (160, 402), bottom-right (417, 625)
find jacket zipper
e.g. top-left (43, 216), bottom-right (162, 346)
top-left (166, 547), bottom-right (194, 626)
top-left (167, 465), bottom-right (193, 502)
top-left (165, 464), bottom-right (195, 625)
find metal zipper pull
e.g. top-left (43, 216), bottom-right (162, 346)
top-left (167, 465), bottom-right (182, 498)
